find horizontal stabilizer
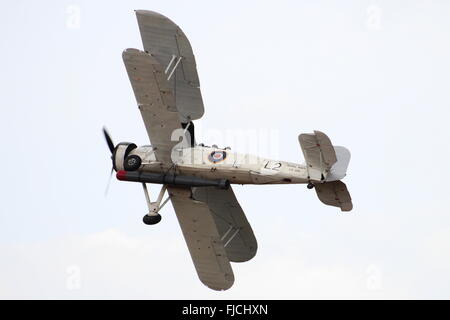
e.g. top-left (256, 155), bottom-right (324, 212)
top-left (315, 180), bottom-right (353, 212)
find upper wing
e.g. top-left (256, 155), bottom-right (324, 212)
top-left (168, 186), bottom-right (234, 291)
top-left (135, 10), bottom-right (204, 123)
top-left (193, 186), bottom-right (257, 262)
top-left (122, 48), bottom-right (182, 163)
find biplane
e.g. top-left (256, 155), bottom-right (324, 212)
top-left (103, 10), bottom-right (353, 291)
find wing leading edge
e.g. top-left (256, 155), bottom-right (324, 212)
top-left (135, 10), bottom-right (204, 123)
top-left (122, 48), bottom-right (182, 163)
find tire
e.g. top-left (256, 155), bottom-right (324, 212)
top-left (143, 214), bottom-right (162, 225)
top-left (124, 155), bottom-right (142, 171)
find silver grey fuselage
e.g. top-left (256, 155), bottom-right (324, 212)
top-left (128, 145), bottom-right (309, 185)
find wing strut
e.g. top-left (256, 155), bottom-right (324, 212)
top-left (165, 56), bottom-right (183, 81)
top-left (223, 228), bottom-right (241, 248)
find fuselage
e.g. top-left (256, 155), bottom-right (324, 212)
top-left (128, 145), bottom-right (309, 185)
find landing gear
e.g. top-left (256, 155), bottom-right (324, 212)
top-left (307, 182), bottom-right (315, 189)
top-left (142, 183), bottom-right (169, 225)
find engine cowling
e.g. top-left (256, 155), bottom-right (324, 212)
top-left (112, 142), bottom-right (137, 171)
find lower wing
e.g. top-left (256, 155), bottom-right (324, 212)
top-left (192, 186), bottom-right (257, 262)
top-left (168, 186), bottom-right (234, 291)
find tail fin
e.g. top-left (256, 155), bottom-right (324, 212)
top-left (298, 131), bottom-right (351, 182)
top-left (299, 130), bottom-right (352, 212)
top-left (326, 146), bottom-right (351, 182)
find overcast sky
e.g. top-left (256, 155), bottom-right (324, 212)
top-left (1, 0), bottom-right (450, 299)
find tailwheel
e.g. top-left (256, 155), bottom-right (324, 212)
top-left (307, 182), bottom-right (315, 189)
top-left (143, 214), bottom-right (162, 225)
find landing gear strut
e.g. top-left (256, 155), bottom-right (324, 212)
top-left (142, 183), bottom-right (169, 225)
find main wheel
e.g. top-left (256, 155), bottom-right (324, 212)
top-left (143, 213), bottom-right (162, 225)
top-left (307, 182), bottom-right (315, 189)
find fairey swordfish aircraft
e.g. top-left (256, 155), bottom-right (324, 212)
top-left (103, 10), bottom-right (353, 291)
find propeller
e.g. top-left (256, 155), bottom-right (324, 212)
top-left (104, 166), bottom-right (114, 196)
top-left (103, 127), bottom-right (115, 154)
top-left (103, 127), bottom-right (116, 196)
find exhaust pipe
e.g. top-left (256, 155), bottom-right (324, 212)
top-left (116, 170), bottom-right (230, 190)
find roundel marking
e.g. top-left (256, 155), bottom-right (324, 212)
top-left (208, 151), bottom-right (227, 163)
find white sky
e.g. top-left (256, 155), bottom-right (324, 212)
top-left (1, 0), bottom-right (450, 299)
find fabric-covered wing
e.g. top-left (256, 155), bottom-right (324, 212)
top-left (168, 186), bottom-right (234, 291)
top-left (193, 187), bottom-right (257, 262)
top-left (123, 48), bottom-right (182, 163)
top-left (135, 10), bottom-right (204, 123)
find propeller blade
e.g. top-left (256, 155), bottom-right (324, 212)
top-left (103, 127), bottom-right (115, 154)
top-left (104, 166), bottom-right (114, 197)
